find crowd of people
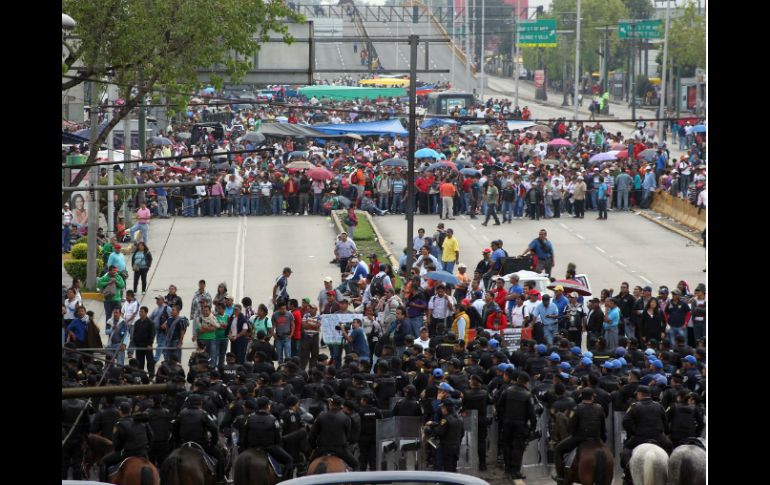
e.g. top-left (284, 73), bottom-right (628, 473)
top-left (62, 221), bottom-right (706, 483)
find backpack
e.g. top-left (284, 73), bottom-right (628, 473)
top-left (371, 275), bottom-right (386, 297)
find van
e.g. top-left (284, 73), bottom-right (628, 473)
top-left (488, 270), bottom-right (593, 299)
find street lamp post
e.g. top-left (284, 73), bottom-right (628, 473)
top-left (573, 0), bottom-right (581, 120)
top-left (657, 0), bottom-right (672, 142)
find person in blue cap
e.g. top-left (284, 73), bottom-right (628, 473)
top-left (599, 360), bottom-right (621, 393)
top-left (525, 344), bottom-right (549, 377)
top-left (569, 346), bottom-right (583, 367)
top-left (546, 352), bottom-right (561, 374)
top-left (573, 356), bottom-right (595, 380)
top-left (424, 400), bottom-right (464, 472)
top-left (679, 355), bottom-right (701, 391)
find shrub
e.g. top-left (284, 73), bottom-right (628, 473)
top-left (64, 259), bottom-right (104, 284)
top-left (70, 243), bottom-right (104, 259)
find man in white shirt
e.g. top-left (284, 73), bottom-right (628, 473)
top-left (428, 285), bottom-right (455, 336)
top-left (415, 326), bottom-right (431, 350)
top-left (412, 228), bottom-right (427, 252)
top-left (121, 290), bottom-right (140, 357)
top-left (522, 290), bottom-right (541, 326)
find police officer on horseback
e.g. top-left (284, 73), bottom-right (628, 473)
top-left (241, 396), bottom-right (294, 481)
top-left (172, 393), bottom-right (225, 482)
top-left (308, 395), bottom-right (359, 470)
top-left (100, 402), bottom-right (153, 482)
top-left (621, 385), bottom-right (673, 484)
top-left (552, 388), bottom-right (607, 483)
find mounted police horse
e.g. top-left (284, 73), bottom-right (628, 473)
top-left (550, 411), bottom-right (614, 485)
top-left (629, 442), bottom-right (669, 485)
top-left (160, 444), bottom-right (217, 485)
top-left (306, 454), bottom-right (352, 475)
top-left (668, 439), bottom-right (706, 485)
top-left (82, 433), bottom-right (159, 485)
top-left (232, 448), bottom-right (279, 485)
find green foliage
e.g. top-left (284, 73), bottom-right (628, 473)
top-left (64, 259), bottom-right (104, 284)
top-left (71, 243), bottom-right (104, 260)
top-left (622, 0), bottom-right (654, 19)
top-left (61, 0), bottom-right (305, 191)
top-left (668, 1), bottom-right (705, 76)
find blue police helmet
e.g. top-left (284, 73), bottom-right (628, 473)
top-left (433, 368), bottom-right (444, 378)
top-left (536, 344), bottom-right (548, 355)
top-left (615, 347), bottom-right (627, 357)
top-left (581, 357), bottom-right (593, 366)
top-left (559, 362), bottom-right (571, 371)
top-left (548, 352), bottom-right (561, 362)
top-left (570, 346), bottom-right (582, 355)
top-left (583, 351), bottom-right (594, 359)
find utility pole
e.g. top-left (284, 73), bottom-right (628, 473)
top-left (603, 26), bottom-right (610, 93)
top-left (122, 87), bottom-right (132, 225)
top-left (480, 0), bottom-right (485, 101)
top-left (573, 0), bottom-right (581, 120)
top-left (405, 34), bottom-right (418, 272)
top-left (107, 106), bottom-right (115, 238)
top-left (465, 1), bottom-right (471, 80)
top-left (657, 0), bottom-right (671, 141)
top-left (86, 80), bottom-right (100, 291)
top-left (631, 35), bottom-right (636, 121)
top-left (514, 11), bottom-right (520, 108)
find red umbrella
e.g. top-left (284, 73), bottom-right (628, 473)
top-left (308, 167), bottom-right (334, 181)
top-left (166, 166), bottom-right (191, 174)
top-left (547, 138), bottom-right (573, 147)
top-left (615, 150), bottom-right (629, 159)
top-left (547, 279), bottom-right (592, 296)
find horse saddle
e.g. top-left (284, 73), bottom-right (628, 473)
top-left (266, 453), bottom-right (283, 477)
top-left (181, 441), bottom-right (217, 476)
top-left (108, 456), bottom-right (147, 477)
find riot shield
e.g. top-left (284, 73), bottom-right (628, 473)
top-left (457, 409), bottom-right (479, 472)
top-left (375, 416), bottom-right (398, 470)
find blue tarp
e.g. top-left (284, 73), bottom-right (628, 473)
top-left (506, 120), bottom-right (537, 131)
top-left (420, 118), bottom-right (459, 129)
top-left (62, 131), bottom-right (89, 144)
top-left (73, 121), bottom-right (110, 140)
top-left (312, 119), bottom-right (408, 137)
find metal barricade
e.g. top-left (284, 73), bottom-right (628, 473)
top-left (521, 410), bottom-right (550, 479)
top-left (375, 416), bottom-right (423, 471)
top-left (613, 411), bottom-right (626, 478)
top-left (486, 405), bottom-right (498, 462)
top-left (457, 410), bottom-right (479, 472)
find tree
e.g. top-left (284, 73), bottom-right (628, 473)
top-left (667, 0), bottom-right (705, 77)
top-left (622, 0), bottom-right (654, 19)
top-left (62, 0), bottom-right (304, 193)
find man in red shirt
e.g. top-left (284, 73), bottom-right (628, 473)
top-left (289, 299), bottom-right (303, 357)
top-left (415, 174), bottom-right (432, 214)
top-left (491, 277), bottom-right (508, 309)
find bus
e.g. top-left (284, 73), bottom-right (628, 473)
top-left (426, 91), bottom-right (476, 115)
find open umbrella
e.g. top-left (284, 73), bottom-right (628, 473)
top-left (166, 166), bottom-right (191, 174)
top-left (589, 152), bottom-right (617, 163)
top-left (288, 151), bottom-right (308, 159)
top-left (637, 149), bottom-right (659, 162)
top-left (547, 279), bottom-right (592, 296)
top-left (460, 168), bottom-right (481, 176)
top-left (381, 158), bottom-right (408, 167)
top-left (176, 132), bottom-right (192, 140)
top-left (611, 143), bottom-right (626, 151)
top-left (307, 167), bottom-right (334, 181)
top-left (414, 148), bottom-right (442, 159)
top-left (424, 271), bottom-right (459, 286)
top-left (335, 195), bottom-right (352, 208)
top-left (151, 136), bottom-right (172, 146)
top-left (286, 160), bottom-right (315, 170)
top-left (691, 124), bottom-right (706, 133)
top-left (542, 159), bottom-right (561, 166)
top-left (548, 138), bottom-right (573, 147)
top-left (615, 150), bottom-right (629, 159)
top-left (240, 131), bottom-right (266, 144)
top-left (454, 159), bottom-right (473, 168)
top-left (529, 124), bottom-right (552, 136)
top-left (429, 161), bottom-right (457, 171)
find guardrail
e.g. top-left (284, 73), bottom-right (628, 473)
top-left (650, 191), bottom-right (706, 232)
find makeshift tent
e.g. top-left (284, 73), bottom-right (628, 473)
top-left (62, 131), bottom-right (89, 144)
top-left (420, 118), bottom-right (459, 129)
top-left (506, 120), bottom-right (537, 131)
top-left (312, 119), bottom-right (408, 137)
top-left (298, 85), bottom-right (407, 101)
top-left (73, 120), bottom-right (111, 140)
top-left (258, 122), bottom-right (362, 140)
top-left (359, 78), bottom-right (410, 87)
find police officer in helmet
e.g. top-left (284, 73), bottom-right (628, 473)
top-left (308, 395), bottom-right (359, 470)
top-left (497, 371), bottom-right (537, 480)
top-left (172, 393), bottom-right (224, 481)
top-left (424, 400), bottom-right (465, 472)
top-left (100, 402), bottom-right (153, 482)
top-left (552, 387), bottom-right (607, 482)
top-left (241, 396), bottom-right (294, 481)
top-left (620, 385), bottom-right (672, 483)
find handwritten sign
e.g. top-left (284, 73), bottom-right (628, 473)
top-left (501, 328), bottom-right (522, 349)
top-left (320, 313), bottom-right (364, 345)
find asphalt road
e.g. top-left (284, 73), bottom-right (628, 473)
top-left (373, 211), bottom-right (705, 297)
top-left (314, 20), bottom-right (368, 81)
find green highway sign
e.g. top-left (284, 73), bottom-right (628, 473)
top-left (518, 19), bottom-right (558, 48)
top-left (618, 19), bottom-right (663, 39)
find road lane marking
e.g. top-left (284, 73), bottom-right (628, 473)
top-left (470, 224), bottom-right (477, 230)
top-left (240, 216), bottom-right (247, 296)
top-left (559, 223), bottom-right (568, 229)
top-left (595, 246), bottom-right (606, 253)
top-left (616, 261), bottom-right (627, 267)
top-left (482, 235), bottom-right (489, 241)
top-left (576, 234), bottom-right (585, 240)
top-left (640, 275), bottom-right (652, 284)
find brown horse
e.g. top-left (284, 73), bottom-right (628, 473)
top-left (233, 448), bottom-right (279, 485)
top-left (109, 456), bottom-right (159, 485)
top-left (564, 440), bottom-right (614, 485)
top-left (160, 446), bottom-right (217, 485)
top-left (83, 433), bottom-right (114, 478)
top-left (306, 454), bottom-right (352, 475)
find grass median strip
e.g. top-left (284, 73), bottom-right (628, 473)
top-left (336, 211), bottom-right (402, 291)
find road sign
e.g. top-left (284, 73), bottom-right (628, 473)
top-left (618, 19), bottom-right (663, 39)
top-left (518, 19), bottom-right (558, 47)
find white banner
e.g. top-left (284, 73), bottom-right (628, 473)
top-left (320, 313), bottom-right (364, 345)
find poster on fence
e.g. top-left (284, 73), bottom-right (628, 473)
top-left (502, 328), bottom-right (522, 349)
top-left (320, 313), bottom-right (364, 345)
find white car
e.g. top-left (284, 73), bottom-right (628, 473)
top-left (490, 270), bottom-right (593, 298)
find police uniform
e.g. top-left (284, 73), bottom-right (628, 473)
top-left (242, 409), bottom-right (294, 479)
top-left (173, 401), bottom-right (223, 477)
top-left (62, 398), bottom-right (90, 479)
top-left (146, 403), bottom-right (174, 466)
top-left (90, 403), bottom-right (121, 440)
top-left (462, 384), bottom-right (491, 468)
top-left (553, 401), bottom-right (606, 479)
top-left (392, 396), bottom-right (423, 417)
top-left (101, 415), bottom-right (152, 481)
top-left (621, 397), bottom-right (672, 470)
top-left (430, 407), bottom-right (464, 472)
top-left (308, 405), bottom-right (359, 469)
top-left (357, 403), bottom-right (383, 471)
top-left (666, 402), bottom-right (705, 447)
top-left (497, 382), bottom-right (537, 478)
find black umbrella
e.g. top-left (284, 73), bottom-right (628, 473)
top-left (241, 131), bottom-right (266, 144)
